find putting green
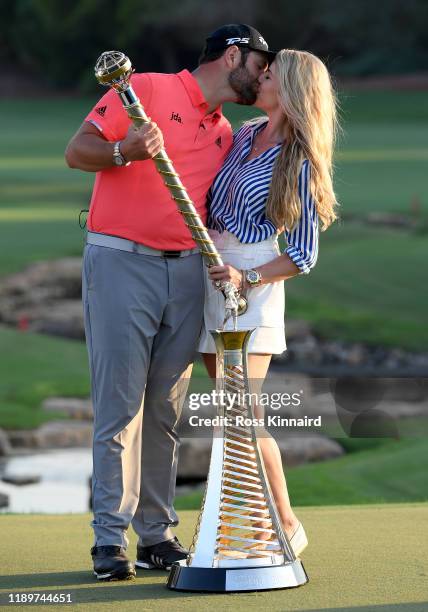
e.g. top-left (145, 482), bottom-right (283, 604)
top-left (1, 503), bottom-right (427, 611)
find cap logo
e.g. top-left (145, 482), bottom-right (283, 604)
top-left (226, 37), bottom-right (250, 45)
top-left (259, 36), bottom-right (268, 48)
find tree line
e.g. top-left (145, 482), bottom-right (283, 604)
top-left (2, 0), bottom-right (427, 91)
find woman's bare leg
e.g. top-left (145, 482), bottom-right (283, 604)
top-left (202, 352), bottom-right (300, 539)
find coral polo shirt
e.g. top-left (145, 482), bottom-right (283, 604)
top-left (85, 70), bottom-right (232, 250)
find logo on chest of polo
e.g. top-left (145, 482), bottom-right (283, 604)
top-left (170, 112), bottom-right (183, 123)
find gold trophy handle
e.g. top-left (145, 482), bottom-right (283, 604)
top-left (94, 50), bottom-right (247, 324)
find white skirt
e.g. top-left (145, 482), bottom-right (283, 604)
top-left (198, 230), bottom-right (287, 355)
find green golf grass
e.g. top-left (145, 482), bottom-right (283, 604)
top-left (1, 503), bottom-right (427, 611)
top-left (285, 224), bottom-right (428, 350)
top-left (0, 325), bottom-right (90, 429)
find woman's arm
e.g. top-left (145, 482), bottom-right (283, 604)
top-left (282, 160), bottom-right (319, 275)
top-left (208, 252), bottom-right (300, 289)
top-left (253, 253), bottom-right (301, 284)
top-left (208, 160), bottom-right (319, 289)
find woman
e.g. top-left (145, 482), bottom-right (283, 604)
top-left (198, 49), bottom-right (339, 557)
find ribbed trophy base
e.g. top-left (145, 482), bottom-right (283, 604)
top-left (167, 559), bottom-right (309, 592)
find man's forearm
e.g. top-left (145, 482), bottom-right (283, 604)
top-left (65, 120), bottom-right (164, 172)
top-left (65, 132), bottom-right (115, 172)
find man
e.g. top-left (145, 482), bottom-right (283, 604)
top-left (65, 23), bottom-right (275, 581)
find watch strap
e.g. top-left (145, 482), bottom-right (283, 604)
top-left (113, 141), bottom-right (129, 166)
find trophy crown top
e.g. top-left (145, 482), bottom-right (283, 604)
top-left (94, 50), bottom-right (133, 90)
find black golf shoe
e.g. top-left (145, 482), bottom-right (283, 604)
top-left (91, 545), bottom-right (136, 581)
top-left (135, 536), bottom-right (188, 570)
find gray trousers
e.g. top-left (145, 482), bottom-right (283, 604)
top-left (82, 244), bottom-right (204, 548)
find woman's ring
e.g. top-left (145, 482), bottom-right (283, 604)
top-left (215, 280), bottom-right (222, 288)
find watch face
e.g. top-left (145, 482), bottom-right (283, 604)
top-left (246, 270), bottom-right (260, 284)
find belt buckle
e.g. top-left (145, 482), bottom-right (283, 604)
top-left (163, 250), bottom-right (181, 258)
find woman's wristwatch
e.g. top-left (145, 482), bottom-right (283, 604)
top-left (244, 269), bottom-right (262, 288)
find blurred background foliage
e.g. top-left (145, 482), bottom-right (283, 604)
top-left (2, 0), bottom-right (428, 90)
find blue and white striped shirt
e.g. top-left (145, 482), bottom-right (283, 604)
top-left (207, 120), bottom-right (319, 273)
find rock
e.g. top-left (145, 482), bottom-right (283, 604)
top-left (261, 372), bottom-right (313, 406)
top-left (0, 258), bottom-right (83, 339)
top-left (7, 421), bottom-right (92, 449)
top-left (344, 344), bottom-right (367, 367)
top-left (284, 319), bottom-right (312, 340)
top-left (1, 300), bottom-right (84, 339)
top-left (382, 348), bottom-right (407, 370)
top-left (305, 392), bottom-right (337, 417)
top-left (28, 300), bottom-right (84, 339)
top-left (0, 258), bottom-right (82, 302)
top-left (320, 341), bottom-right (344, 364)
top-left (371, 346), bottom-right (390, 365)
top-left (42, 397), bottom-right (93, 420)
top-left (2, 474), bottom-right (41, 485)
top-left (0, 428), bottom-right (12, 456)
top-left (0, 492), bottom-right (9, 508)
top-left (376, 400), bottom-right (428, 419)
top-left (177, 433), bottom-right (344, 480)
top-left (322, 340), bottom-right (370, 366)
top-left (411, 354), bottom-right (428, 371)
top-left (7, 430), bottom-right (38, 449)
top-left (287, 334), bottom-right (323, 364)
top-left (178, 438), bottom-right (212, 479)
top-left (34, 421), bottom-right (92, 448)
top-left (274, 434), bottom-right (345, 467)
top-left (382, 378), bottom-right (428, 402)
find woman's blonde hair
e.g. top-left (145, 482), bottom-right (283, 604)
top-left (264, 49), bottom-right (339, 231)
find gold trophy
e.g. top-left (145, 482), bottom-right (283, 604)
top-left (168, 329), bottom-right (308, 591)
top-left (94, 51), bottom-right (309, 592)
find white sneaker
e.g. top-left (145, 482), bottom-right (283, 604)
top-left (289, 522), bottom-right (308, 557)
